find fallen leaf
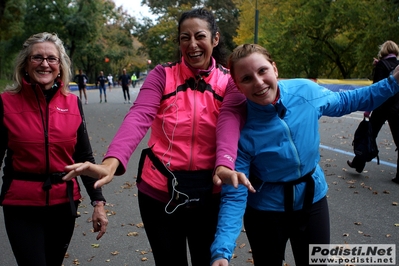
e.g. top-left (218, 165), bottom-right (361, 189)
top-left (393, 202), bottom-right (398, 206)
top-left (111, 251), bottom-right (119, 256)
top-left (343, 233), bottom-right (349, 237)
top-left (354, 222), bottom-right (362, 225)
top-left (239, 243), bottom-right (246, 248)
top-left (91, 244), bottom-right (100, 248)
top-left (127, 232), bottom-right (139, 236)
top-left (136, 223), bottom-right (144, 228)
top-left (141, 257), bottom-right (148, 261)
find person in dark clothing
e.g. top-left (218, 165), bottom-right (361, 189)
top-left (347, 40), bottom-right (399, 183)
top-left (74, 69), bottom-right (89, 104)
top-left (97, 71), bottom-right (108, 103)
top-left (118, 69), bottom-right (131, 103)
top-left (0, 32), bottom-right (108, 266)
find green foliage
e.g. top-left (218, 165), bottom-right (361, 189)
top-left (2, 0), bottom-right (399, 80)
top-left (234, 0), bottom-right (399, 79)
top-left (0, 79), bottom-right (12, 92)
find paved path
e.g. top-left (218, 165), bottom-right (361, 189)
top-left (0, 85), bottom-right (398, 265)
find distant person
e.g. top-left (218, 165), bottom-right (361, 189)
top-left (0, 32), bottom-right (107, 266)
top-left (74, 69), bottom-right (89, 104)
top-left (118, 69), bottom-right (131, 104)
top-left (131, 73), bottom-right (137, 88)
top-left (107, 73), bottom-right (113, 91)
top-left (347, 40), bottom-right (399, 183)
top-left (210, 43), bottom-right (399, 266)
top-left (97, 71), bottom-right (108, 103)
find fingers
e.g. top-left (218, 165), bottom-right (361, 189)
top-left (237, 173), bottom-right (256, 193)
top-left (96, 224), bottom-right (107, 240)
top-left (214, 166), bottom-right (255, 192)
top-left (63, 162), bottom-right (93, 181)
top-left (94, 175), bottom-right (114, 189)
top-left (212, 174), bottom-right (223, 186)
top-left (92, 207), bottom-right (108, 240)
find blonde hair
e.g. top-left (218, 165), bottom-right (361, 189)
top-left (228, 44), bottom-right (274, 82)
top-left (377, 40), bottom-right (399, 59)
top-left (5, 32), bottom-right (71, 94)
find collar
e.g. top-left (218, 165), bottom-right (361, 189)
top-left (183, 57), bottom-right (215, 78)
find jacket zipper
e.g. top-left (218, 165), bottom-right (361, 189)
top-left (189, 76), bottom-right (202, 169)
top-left (33, 85), bottom-right (50, 206)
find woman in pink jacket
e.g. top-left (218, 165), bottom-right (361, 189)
top-left (64, 8), bottom-right (245, 266)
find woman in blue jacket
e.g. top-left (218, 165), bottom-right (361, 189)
top-left (211, 44), bottom-right (399, 266)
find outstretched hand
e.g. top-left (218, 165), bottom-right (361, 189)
top-left (63, 158), bottom-right (120, 189)
top-left (213, 165), bottom-right (256, 193)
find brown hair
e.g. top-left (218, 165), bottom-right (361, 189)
top-left (228, 44), bottom-right (274, 82)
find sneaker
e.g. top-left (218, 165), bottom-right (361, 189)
top-left (100, 100), bottom-right (102, 103)
top-left (85, 100), bottom-right (88, 105)
top-left (105, 99), bottom-right (107, 103)
top-left (124, 101), bottom-right (127, 104)
top-left (128, 100), bottom-right (131, 104)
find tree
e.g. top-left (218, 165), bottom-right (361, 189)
top-left (0, 0), bottom-right (25, 79)
top-left (233, 0), bottom-right (399, 79)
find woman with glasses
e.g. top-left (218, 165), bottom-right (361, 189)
top-left (0, 32), bottom-right (108, 266)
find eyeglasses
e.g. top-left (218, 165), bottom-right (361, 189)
top-left (29, 55), bottom-right (60, 65)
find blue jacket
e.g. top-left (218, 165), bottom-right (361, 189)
top-left (210, 76), bottom-right (399, 263)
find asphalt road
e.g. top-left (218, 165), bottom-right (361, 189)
top-left (0, 84), bottom-right (398, 266)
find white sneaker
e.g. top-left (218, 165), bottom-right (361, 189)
top-left (128, 100), bottom-right (131, 104)
top-left (124, 101), bottom-right (127, 104)
top-left (85, 100), bottom-right (88, 104)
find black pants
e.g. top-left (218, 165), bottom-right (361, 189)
top-left (138, 191), bottom-right (220, 266)
top-left (122, 85), bottom-right (130, 101)
top-left (244, 196), bottom-right (330, 266)
top-left (351, 99), bottom-right (399, 174)
top-left (3, 203), bottom-right (77, 266)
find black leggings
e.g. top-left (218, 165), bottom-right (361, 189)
top-left (138, 191), bottom-right (220, 266)
top-left (244, 196), bottom-right (330, 266)
top-left (3, 203), bottom-right (77, 266)
top-left (351, 99), bottom-right (399, 173)
top-left (122, 85), bottom-right (130, 101)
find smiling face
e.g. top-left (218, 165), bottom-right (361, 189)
top-left (26, 42), bottom-right (60, 90)
top-left (179, 18), bottom-right (219, 70)
top-left (233, 52), bottom-right (279, 106)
